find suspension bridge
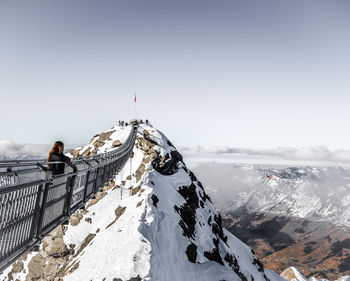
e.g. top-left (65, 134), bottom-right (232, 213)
top-left (0, 124), bottom-right (138, 272)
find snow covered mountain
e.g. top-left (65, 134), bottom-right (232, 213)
top-left (190, 164), bottom-right (350, 279)
top-left (0, 123), bottom-right (284, 281)
top-left (193, 164), bottom-right (350, 228)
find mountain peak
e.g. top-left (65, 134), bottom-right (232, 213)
top-left (1, 123), bottom-right (283, 281)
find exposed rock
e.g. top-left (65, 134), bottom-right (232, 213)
top-left (81, 148), bottom-right (91, 157)
top-left (106, 207), bottom-right (127, 229)
top-left (109, 179), bottom-right (115, 187)
top-left (42, 234), bottom-right (69, 258)
top-left (112, 185), bottom-right (121, 191)
top-left (90, 134), bottom-right (100, 143)
top-left (91, 148), bottom-right (98, 155)
top-left (69, 215), bottom-right (80, 226)
top-left (91, 131), bottom-right (114, 152)
top-left (126, 175), bottom-right (132, 180)
top-left (138, 135), bottom-right (157, 156)
top-left (159, 156), bottom-right (165, 167)
top-left (174, 184), bottom-right (199, 239)
top-left (151, 194), bottom-right (159, 207)
top-left (96, 191), bottom-right (107, 200)
top-left (7, 259), bottom-right (24, 280)
top-left (135, 163), bottom-right (146, 182)
top-left (186, 243), bottom-right (197, 263)
top-left (99, 131), bottom-right (114, 142)
top-left (65, 260), bottom-right (80, 275)
top-left (281, 267), bottom-right (306, 281)
top-left (112, 140), bottom-right (122, 147)
top-left (224, 253), bottom-right (248, 281)
top-left (204, 245), bottom-right (224, 266)
top-left (69, 149), bottom-right (80, 158)
top-left (43, 259), bottom-right (61, 279)
top-left (86, 199), bottom-right (98, 209)
top-left (142, 156), bottom-right (152, 164)
top-left (73, 234), bottom-right (96, 258)
top-left (152, 150), bottom-right (183, 175)
top-left (131, 186), bottom-right (141, 196)
top-left (27, 252), bottom-right (46, 280)
top-left (103, 185), bottom-right (113, 192)
top-left (43, 225), bottom-right (70, 258)
top-left (136, 200), bottom-right (143, 208)
top-left (115, 207), bottom-right (127, 218)
top-left (85, 218), bottom-right (92, 224)
top-left (143, 132), bottom-right (158, 146)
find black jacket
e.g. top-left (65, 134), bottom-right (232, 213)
top-left (48, 153), bottom-right (71, 175)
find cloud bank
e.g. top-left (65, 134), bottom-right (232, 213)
top-left (0, 140), bottom-right (51, 157)
top-left (197, 145), bottom-right (350, 163)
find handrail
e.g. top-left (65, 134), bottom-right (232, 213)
top-left (0, 125), bottom-right (138, 273)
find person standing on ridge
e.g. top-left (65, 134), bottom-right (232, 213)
top-left (48, 141), bottom-right (71, 175)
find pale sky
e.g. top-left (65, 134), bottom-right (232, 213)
top-left (1, 0), bottom-right (349, 149)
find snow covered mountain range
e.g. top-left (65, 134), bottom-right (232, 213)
top-left (1, 123), bottom-right (286, 281)
top-left (190, 164), bottom-right (350, 279)
top-left (193, 164), bottom-right (350, 228)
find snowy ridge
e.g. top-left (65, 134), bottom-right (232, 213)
top-left (0, 123), bottom-right (284, 281)
top-left (62, 124), bottom-right (283, 280)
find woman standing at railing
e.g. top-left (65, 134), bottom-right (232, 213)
top-left (48, 141), bottom-right (71, 175)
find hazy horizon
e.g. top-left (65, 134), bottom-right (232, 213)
top-left (2, 138), bottom-right (350, 168)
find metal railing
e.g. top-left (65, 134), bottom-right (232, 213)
top-left (0, 125), bottom-right (138, 273)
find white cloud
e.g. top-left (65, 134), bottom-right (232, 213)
top-left (197, 145), bottom-right (350, 163)
top-left (0, 140), bottom-right (51, 157)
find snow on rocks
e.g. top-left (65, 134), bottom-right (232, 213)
top-left (69, 125), bottom-right (132, 158)
top-left (1, 122), bottom-right (285, 281)
top-left (281, 267), bottom-right (309, 281)
top-left (280, 267), bottom-right (350, 281)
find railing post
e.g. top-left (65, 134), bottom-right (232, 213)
top-left (65, 175), bottom-right (76, 217)
top-left (35, 181), bottom-right (50, 239)
top-left (64, 163), bottom-right (78, 216)
top-left (82, 171), bottom-right (90, 203)
top-left (29, 183), bottom-right (44, 239)
top-left (94, 167), bottom-right (100, 194)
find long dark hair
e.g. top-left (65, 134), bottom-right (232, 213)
top-left (48, 141), bottom-right (64, 161)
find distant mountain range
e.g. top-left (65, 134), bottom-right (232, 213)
top-left (192, 164), bottom-right (350, 279)
top-left (194, 164), bottom-right (350, 228)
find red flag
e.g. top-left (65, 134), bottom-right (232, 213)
top-left (134, 93), bottom-right (137, 103)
